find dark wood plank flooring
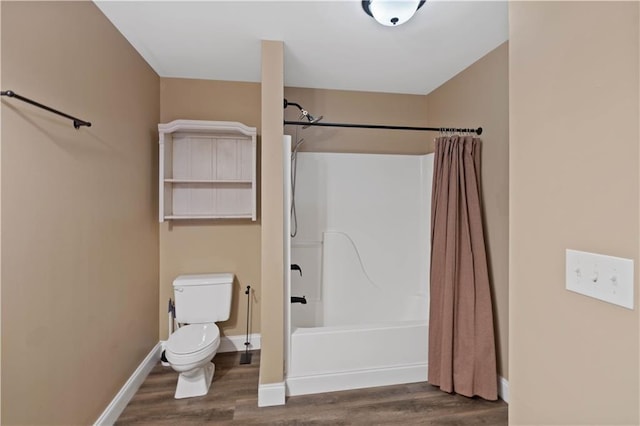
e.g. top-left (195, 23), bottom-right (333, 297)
top-left (116, 351), bottom-right (507, 425)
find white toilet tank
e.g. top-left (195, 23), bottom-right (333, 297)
top-left (173, 273), bottom-right (234, 324)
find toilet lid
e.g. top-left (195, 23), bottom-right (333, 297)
top-left (167, 324), bottom-right (220, 355)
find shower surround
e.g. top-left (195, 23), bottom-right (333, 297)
top-left (286, 151), bottom-right (434, 395)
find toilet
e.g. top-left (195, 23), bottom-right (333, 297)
top-left (165, 273), bottom-right (233, 399)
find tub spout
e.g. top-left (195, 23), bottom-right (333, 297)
top-left (291, 296), bottom-right (307, 304)
top-left (291, 264), bottom-right (302, 276)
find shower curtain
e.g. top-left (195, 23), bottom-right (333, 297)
top-left (428, 136), bottom-right (498, 400)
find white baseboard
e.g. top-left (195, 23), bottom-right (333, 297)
top-left (94, 342), bottom-right (162, 425)
top-left (498, 376), bottom-right (509, 403)
top-left (258, 381), bottom-right (286, 407)
top-left (286, 365), bottom-right (507, 403)
top-left (219, 333), bottom-right (261, 353)
top-left (286, 363), bottom-right (427, 397)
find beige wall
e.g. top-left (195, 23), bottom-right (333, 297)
top-left (425, 43), bottom-right (509, 380)
top-left (510, 2), bottom-right (639, 424)
top-left (284, 87), bottom-right (428, 154)
top-left (159, 78), bottom-right (261, 340)
top-left (260, 40), bottom-right (285, 385)
top-left (1, 2), bottom-right (159, 425)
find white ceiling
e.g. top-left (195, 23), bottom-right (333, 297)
top-left (95, 1), bottom-right (508, 95)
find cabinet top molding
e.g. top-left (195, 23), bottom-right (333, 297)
top-left (158, 120), bottom-right (257, 137)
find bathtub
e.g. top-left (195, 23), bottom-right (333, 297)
top-left (285, 152), bottom-right (432, 396)
top-left (286, 320), bottom-right (428, 396)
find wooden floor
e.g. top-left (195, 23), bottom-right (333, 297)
top-left (117, 351), bottom-right (508, 425)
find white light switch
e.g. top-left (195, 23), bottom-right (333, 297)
top-left (566, 249), bottom-right (634, 309)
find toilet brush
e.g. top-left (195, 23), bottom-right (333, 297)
top-left (161, 299), bottom-right (175, 366)
top-left (239, 285), bottom-right (252, 365)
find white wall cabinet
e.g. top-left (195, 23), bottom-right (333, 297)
top-left (158, 120), bottom-right (257, 222)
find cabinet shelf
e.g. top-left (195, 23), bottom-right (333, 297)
top-left (158, 120), bottom-right (257, 222)
top-left (164, 179), bottom-right (252, 184)
top-left (164, 214), bottom-right (252, 220)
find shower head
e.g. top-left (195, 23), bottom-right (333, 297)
top-left (300, 111), bottom-right (324, 128)
top-left (284, 98), bottom-right (323, 128)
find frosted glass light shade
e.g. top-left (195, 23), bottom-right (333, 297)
top-left (367, 0), bottom-right (422, 26)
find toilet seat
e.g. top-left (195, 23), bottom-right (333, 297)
top-left (166, 323), bottom-right (220, 365)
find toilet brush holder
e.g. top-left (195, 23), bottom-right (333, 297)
top-left (240, 343), bottom-right (252, 365)
top-left (161, 350), bottom-right (170, 367)
top-left (239, 285), bottom-right (252, 365)
top-left (162, 298), bottom-right (176, 367)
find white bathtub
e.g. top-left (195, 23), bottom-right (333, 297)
top-left (285, 152), bottom-right (433, 396)
top-left (286, 320), bottom-right (428, 396)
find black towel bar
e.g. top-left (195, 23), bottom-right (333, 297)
top-left (1, 90), bottom-right (91, 129)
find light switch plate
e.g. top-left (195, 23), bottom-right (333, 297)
top-left (566, 249), bottom-right (634, 309)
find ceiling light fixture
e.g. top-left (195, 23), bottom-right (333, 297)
top-left (362, 0), bottom-right (426, 27)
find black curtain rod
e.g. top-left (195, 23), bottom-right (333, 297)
top-left (284, 120), bottom-right (482, 135)
top-left (1, 90), bottom-right (91, 129)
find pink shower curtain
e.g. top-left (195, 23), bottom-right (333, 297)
top-left (428, 136), bottom-right (498, 400)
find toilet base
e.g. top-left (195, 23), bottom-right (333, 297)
top-left (174, 362), bottom-right (215, 399)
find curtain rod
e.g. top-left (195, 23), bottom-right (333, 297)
top-left (284, 120), bottom-right (482, 135)
top-left (1, 90), bottom-right (91, 129)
